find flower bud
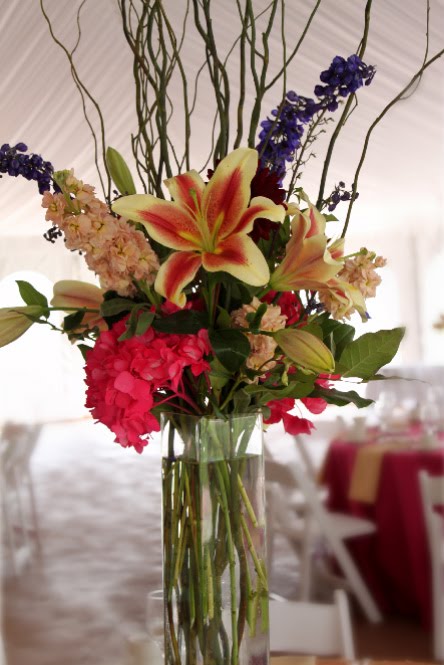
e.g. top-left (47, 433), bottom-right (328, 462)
top-left (274, 328), bottom-right (335, 374)
top-left (0, 306), bottom-right (43, 347)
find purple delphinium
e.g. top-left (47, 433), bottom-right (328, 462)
top-left (256, 94), bottom-right (321, 184)
top-left (256, 54), bottom-right (375, 183)
top-left (0, 143), bottom-right (57, 194)
top-left (325, 181), bottom-right (359, 212)
top-left (314, 54), bottom-right (375, 112)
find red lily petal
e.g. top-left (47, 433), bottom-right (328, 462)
top-left (233, 195), bottom-right (285, 236)
top-left (112, 195), bottom-right (201, 251)
top-left (202, 148), bottom-right (257, 239)
top-left (165, 170), bottom-right (205, 216)
top-left (202, 234), bottom-right (269, 286)
top-left (155, 251), bottom-right (202, 308)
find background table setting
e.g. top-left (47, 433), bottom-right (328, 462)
top-left (320, 394), bottom-right (444, 629)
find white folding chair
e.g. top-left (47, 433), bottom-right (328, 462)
top-left (276, 462), bottom-right (382, 622)
top-left (265, 435), bottom-right (327, 574)
top-left (269, 589), bottom-right (355, 658)
top-left (419, 471), bottom-right (444, 661)
top-left (1, 422), bottom-right (42, 574)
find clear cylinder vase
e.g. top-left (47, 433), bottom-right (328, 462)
top-left (161, 412), bottom-right (269, 665)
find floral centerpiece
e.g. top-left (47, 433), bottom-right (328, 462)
top-left (1, 1), bottom-right (443, 663)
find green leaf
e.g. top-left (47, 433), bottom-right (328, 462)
top-left (209, 329), bottom-right (250, 373)
top-left (335, 327), bottom-right (405, 379)
top-left (77, 344), bottom-right (93, 360)
top-left (320, 319), bottom-right (355, 358)
top-left (209, 357), bottom-right (231, 390)
top-left (118, 307), bottom-right (140, 341)
top-left (16, 280), bottom-right (48, 310)
top-left (153, 310), bottom-right (208, 334)
top-left (216, 307), bottom-right (232, 329)
top-left (63, 310), bottom-right (85, 331)
top-left (135, 310), bottom-right (155, 336)
top-left (244, 377), bottom-right (315, 402)
top-left (312, 386), bottom-right (374, 409)
top-left (299, 323), bottom-right (323, 340)
top-left (246, 303), bottom-right (267, 331)
top-left (232, 389), bottom-right (252, 413)
top-left (106, 146), bottom-right (136, 195)
top-left (100, 297), bottom-right (135, 317)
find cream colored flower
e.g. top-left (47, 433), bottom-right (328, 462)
top-left (318, 279), bottom-right (366, 321)
top-left (231, 297), bottom-right (287, 377)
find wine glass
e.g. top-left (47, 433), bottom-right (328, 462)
top-left (146, 588), bottom-right (165, 652)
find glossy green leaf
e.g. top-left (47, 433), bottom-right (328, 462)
top-left (100, 297), bottom-right (135, 317)
top-left (135, 310), bottom-right (155, 336)
top-left (244, 377), bottom-right (315, 402)
top-left (78, 344), bottom-right (93, 360)
top-left (335, 327), bottom-right (405, 379)
top-left (209, 357), bottom-right (231, 390)
top-left (312, 386), bottom-right (374, 408)
top-left (209, 329), bottom-right (250, 373)
top-left (320, 319), bottom-right (355, 358)
top-left (118, 307), bottom-right (139, 341)
top-left (63, 310), bottom-right (85, 331)
top-left (153, 310), bottom-right (208, 334)
top-left (16, 280), bottom-right (48, 311)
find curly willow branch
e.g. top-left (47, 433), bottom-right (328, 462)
top-left (40, 0), bottom-right (111, 202)
top-left (315, 0), bottom-right (373, 210)
top-left (342, 44), bottom-right (444, 238)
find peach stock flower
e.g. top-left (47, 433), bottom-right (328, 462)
top-left (42, 174), bottom-right (159, 297)
top-left (231, 297), bottom-right (287, 376)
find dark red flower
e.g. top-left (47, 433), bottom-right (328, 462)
top-left (249, 166), bottom-right (287, 242)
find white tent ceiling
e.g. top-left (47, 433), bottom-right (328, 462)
top-left (0, 0), bottom-right (443, 243)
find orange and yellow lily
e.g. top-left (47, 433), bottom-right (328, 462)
top-left (112, 148), bottom-right (285, 307)
top-left (269, 203), bottom-right (342, 292)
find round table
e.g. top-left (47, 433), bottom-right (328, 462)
top-left (320, 438), bottom-right (444, 627)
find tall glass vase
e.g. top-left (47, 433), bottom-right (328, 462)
top-left (161, 412), bottom-right (269, 665)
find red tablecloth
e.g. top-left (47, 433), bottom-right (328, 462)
top-left (321, 439), bottom-right (444, 627)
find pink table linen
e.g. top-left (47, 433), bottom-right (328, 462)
top-left (321, 439), bottom-right (444, 627)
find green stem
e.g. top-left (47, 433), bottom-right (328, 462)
top-left (214, 463), bottom-right (239, 665)
top-left (316, 0), bottom-right (373, 209)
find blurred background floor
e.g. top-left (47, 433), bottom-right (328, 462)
top-left (1, 420), bottom-right (435, 665)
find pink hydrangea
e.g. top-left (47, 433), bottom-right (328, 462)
top-left (84, 319), bottom-right (211, 452)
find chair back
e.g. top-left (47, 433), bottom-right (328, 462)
top-left (269, 589), bottom-right (355, 658)
top-left (294, 435), bottom-right (318, 481)
top-left (419, 471), bottom-right (444, 661)
top-left (1, 422), bottom-right (41, 474)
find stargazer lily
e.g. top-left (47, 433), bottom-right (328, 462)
top-left (269, 203), bottom-right (342, 292)
top-left (112, 148), bottom-right (285, 307)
